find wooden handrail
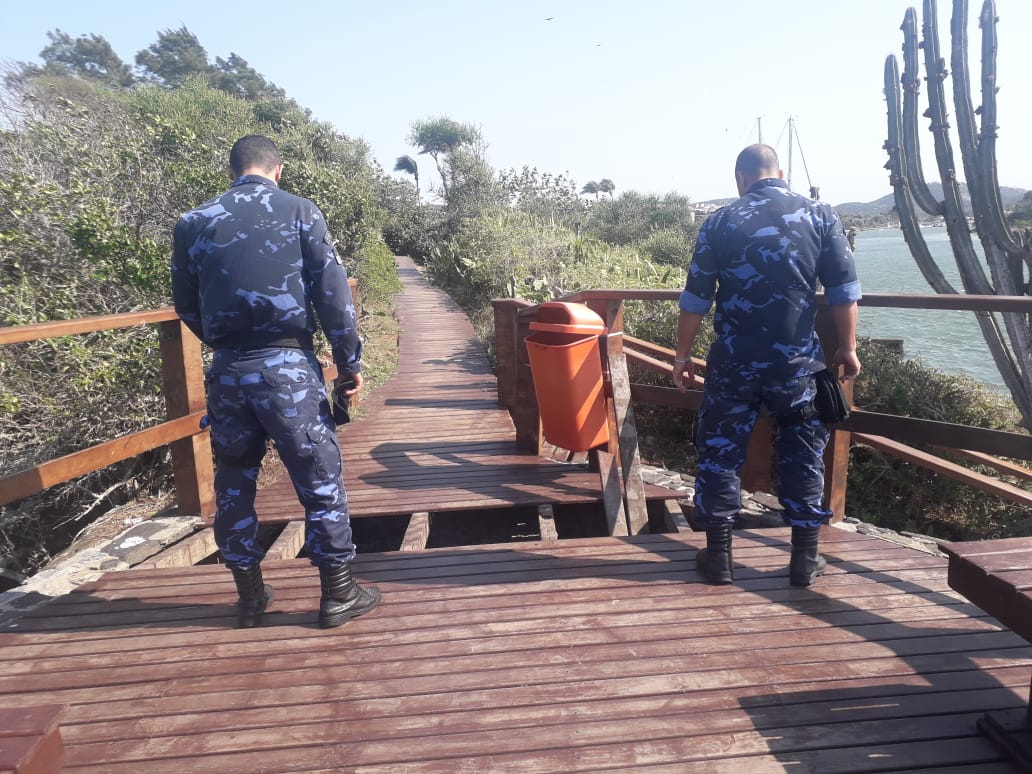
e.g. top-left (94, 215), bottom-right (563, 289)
top-left (0, 412), bottom-right (206, 507)
top-left (532, 289), bottom-right (1032, 314)
top-left (496, 291), bottom-right (1032, 522)
top-left (0, 308), bottom-right (179, 345)
top-left (0, 313), bottom-right (214, 518)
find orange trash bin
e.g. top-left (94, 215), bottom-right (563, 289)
top-left (525, 302), bottom-right (609, 452)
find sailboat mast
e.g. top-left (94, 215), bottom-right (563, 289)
top-left (787, 116), bottom-right (794, 190)
top-left (757, 116), bottom-right (763, 144)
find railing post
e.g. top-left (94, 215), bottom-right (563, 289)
top-left (158, 319), bottom-right (215, 518)
top-left (492, 299), bottom-right (522, 411)
top-left (816, 302), bottom-right (851, 523)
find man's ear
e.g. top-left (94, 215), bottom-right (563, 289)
top-left (272, 163), bottom-right (283, 183)
top-left (226, 165), bottom-right (236, 182)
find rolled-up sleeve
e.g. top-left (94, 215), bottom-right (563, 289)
top-left (818, 209), bottom-right (862, 307)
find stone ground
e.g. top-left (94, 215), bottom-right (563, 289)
top-left (0, 463), bottom-right (947, 629)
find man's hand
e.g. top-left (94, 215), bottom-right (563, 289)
top-left (335, 371), bottom-right (363, 396)
top-left (833, 348), bottom-right (861, 381)
top-left (672, 359), bottom-right (696, 393)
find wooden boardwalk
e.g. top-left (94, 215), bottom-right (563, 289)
top-left (5, 256), bottom-right (1032, 770)
top-left (253, 255), bottom-right (673, 525)
top-left (2, 527), bottom-right (1030, 771)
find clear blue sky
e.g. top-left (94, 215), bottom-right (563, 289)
top-left (3, 0), bottom-right (1031, 205)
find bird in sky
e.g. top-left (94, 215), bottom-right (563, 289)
top-left (545, 17), bottom-right (553, 21)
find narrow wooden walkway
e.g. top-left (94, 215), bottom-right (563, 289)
top-left (253, 255), bottom-right (673, 525)
top-left (2, 528), bottom-right (1029, 771)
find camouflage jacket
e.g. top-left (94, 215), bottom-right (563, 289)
top-left (172, 174), bottom-right (362, 374)
top-left (679, 178), bottom-right (860, 377)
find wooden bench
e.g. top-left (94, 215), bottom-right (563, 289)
top-left (0, 705), bottom-right (67, 774)
top-left (942, 537), bottom-right (1032, 770)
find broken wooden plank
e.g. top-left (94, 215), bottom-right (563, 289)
top-left (400, 512), bottom-right (432, 552)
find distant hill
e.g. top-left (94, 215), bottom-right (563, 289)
top-left (700, 184), bottom-right (1026, 218)
top-left (834, 183), bottom-right (1027, 218)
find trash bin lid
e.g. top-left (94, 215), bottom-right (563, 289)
top-left (529, 301), bottom-right (606, 335)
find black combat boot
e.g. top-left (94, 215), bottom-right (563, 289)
top-left (231, 565), bottom-right (275, 628)
top-left (318, 564), bottom-right (381, 629)
top-left (696, 522), bottom-right (734, 585)
top-left (789, 525), bottom-right (827, 587)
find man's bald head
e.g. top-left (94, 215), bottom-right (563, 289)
top-left (734, 144), bottom-right (783, 195)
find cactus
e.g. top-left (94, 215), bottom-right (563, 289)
top-left (884, 0), bottom-right (1032, 427)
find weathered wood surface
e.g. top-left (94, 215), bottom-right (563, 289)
top-left (0, 704), bottom-right (67, 774)
top-left (250, 256), bottom-right (676, 525)
top-left (1, 529), bottom-right (1028, 771)
top-left (943, 537), bottom-right (1032, 645)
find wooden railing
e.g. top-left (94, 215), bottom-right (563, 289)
top-left (0, 309), bottom-right (215, 517)
top-left (2, 287), bottom-right (1028, 530)
top-left (0, 279), bottom-right (358, 519)
top-left (493, 291), bottom-right (1032, 522)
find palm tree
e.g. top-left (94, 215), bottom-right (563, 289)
top-left (581, 181), bottom-right (599, 201)
top-left (598, 178), bottom-right (615, 198)
top-left (394, 155), bottom-right (420, 201)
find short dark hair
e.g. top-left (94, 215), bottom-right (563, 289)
top-left (735, 144), bottom-right (780, 179)
top-left (229, 135), bottom-right (282, 177)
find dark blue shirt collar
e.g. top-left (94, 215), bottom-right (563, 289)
top-left (748, 177), bottom-right (788, 193)
top-left (232, 174), bottom-right (279, 188)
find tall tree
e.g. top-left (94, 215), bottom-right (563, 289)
top-left (393, 155), bottom-right (420, 200)
top-left (212, 53), bottom-right (285, 101)
top-left (581, 181), bottom-right (600, 201)
top-left (37, 29), bottom-right (134, 88)
top-left (598, 178), bottom-right (615, 198)
top-left (135, 27), bottom-right (211, 88)
top-left (407, 116), bottom-right (479, 198)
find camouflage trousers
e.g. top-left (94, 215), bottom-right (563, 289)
top-left (206, 347), bottom-right (355, 570)
top-left (694, 369), bottom-right (832, 528)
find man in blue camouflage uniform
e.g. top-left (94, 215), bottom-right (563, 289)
top-left (172, 135), bottom-right (380, 628)
top-left (672, 144), bottom-right (861, 587)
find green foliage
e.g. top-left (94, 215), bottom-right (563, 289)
top-left (356, 239), bottom-right (403, 305)
top-left (0, 47), bottom-right (392, 579)
top-left (587, 191), bottom-right (699, 257)
top-left (1008, 190), bottom-right (1032, 228)
top-left (379, 177), bottom-right (444, 262)
top-left (135, 26), bottom-right (211, 89)
top-left (845, 339), bottom-right (1028, 540)
top-left (499, 166), bottom-right (587, 228)
top-left (636, 227), bottom-right (694, 267)
top-left (406, 115), bottom-right (480, 198)
top-left (37, 29), bottom-right (134, 88)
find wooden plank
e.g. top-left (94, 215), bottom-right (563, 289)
top-left (158, 319), bottom-right (214, 519)
top-left (592, 449), bottom-right (627, 536)
top-left (0, 412), bottom-right (207, 507)
top-left (605, 337), bottom-right (649, 535)
top-left (741, 417), bottom-right (772, 494)
top-left (563, 288), bottom-right (1032, 313)
top-left (263, 522), bottom-right (305, 562)
top-left (0, 705), bottom-right (67, 774)
top-left (0, 308), bottom-right (178, 345)
top-left (133, 528), bottom-right (217, 569)
top-left (537, 504), bottom-right (558, 541)
top-left (660, 499), bottom-right (693, 533)
top-left (938, 447), bottom-right (1032, 483)
top-left (845, 410), bottom-right (1032, 460)
top-left (400, 513), bottom-right (432, 551)
top-left (854, 433), bottom-right (1032, 508)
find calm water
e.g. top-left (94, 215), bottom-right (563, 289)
top-left (853, 228), bottom-right (1006, 391)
